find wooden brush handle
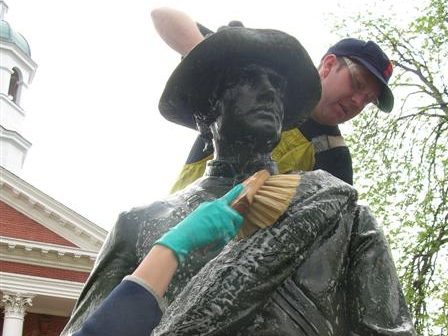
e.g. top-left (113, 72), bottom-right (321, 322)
top-left (231, 170), bottom-right (271, 215)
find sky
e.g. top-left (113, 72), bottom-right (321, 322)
top-left (5, 0), bottom-right (410, 230)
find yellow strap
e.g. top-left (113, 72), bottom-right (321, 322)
top-left (272, 128), bottom-right (315, 173)
top-left (170, 128), bottom-right (317, 193)
top-left (170, 154), bottom-right (212, 193)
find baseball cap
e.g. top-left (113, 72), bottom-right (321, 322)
top-left (327, 38), bottom-right (394, 112)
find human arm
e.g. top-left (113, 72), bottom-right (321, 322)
top-left (296, 119), bottom-right (354, 185)
top-left (136, 183), bottom-right (243, 293)
top-left (310, 128), bottom-right (353, 185)
top-left (314, 146), bottom-right (353, 185)
top-left (72, 184), bottom-right (243, 336)
top-left (150, 8), bottom-right (213, 194)
top-left (150, 8), bottom-right (242, 57)
top-left (151, 7), bottom-right (205, 56)
top-left (61, 211), bottom-right (142, 336)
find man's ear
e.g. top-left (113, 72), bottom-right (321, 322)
top-left (320, 54), bottom-right (338, 79)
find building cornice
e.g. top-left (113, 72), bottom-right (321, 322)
top-left (0, 166), bottom-right (107, 251)
top-left (0, 236), bottom-right (96, 272)
top-left (0, 124), bottom-right (31, 149)
top-left (0, 272), bottom-right (83, 299)
top-left (0, 93), bottom-right (26, 116)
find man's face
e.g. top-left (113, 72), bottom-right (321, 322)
top-left (212, 64), bottom-right (286, 150)
top-left (312, 54), bottom-right (382, 126)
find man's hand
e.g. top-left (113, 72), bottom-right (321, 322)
top-left (155, 184), bottom-right (244, 263)
top-left (151, 7), bottom-right (205, 56)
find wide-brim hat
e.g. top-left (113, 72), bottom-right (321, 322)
top-left (159, 27), bottom-right (321, 130)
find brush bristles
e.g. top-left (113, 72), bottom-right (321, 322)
top-left (237, 174), bottom-right (300, 239)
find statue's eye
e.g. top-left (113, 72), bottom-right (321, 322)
top-left (268, 74), bottom-right (287, 92)
top-left (238, 68), bottom-right (258, 85)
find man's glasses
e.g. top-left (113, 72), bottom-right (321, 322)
top-left (340, 57), bottom-right (380, 107)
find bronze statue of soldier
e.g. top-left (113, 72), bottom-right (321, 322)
top-left (63, 27), bottom-right (415, 336)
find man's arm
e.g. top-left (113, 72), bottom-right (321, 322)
top-left (72, 185), bottom-right (244, 336)
top-left (150, 8), bottom-right (212, 193)
top-left (314, 146), bottom-right (353, 185)
top-left (61, 211), bottom-right (141, 335)
top-left (151, 7), bottom-right (205, 56)
top-left (299, 119), bottom-right (354, 185)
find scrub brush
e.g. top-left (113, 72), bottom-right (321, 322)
top-left (231, 170), bottom-right (300, 239)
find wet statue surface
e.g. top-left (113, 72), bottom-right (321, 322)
top-left (62, 28), bottom-right (416, 336)
top-left (154, 171), bottom-right (413, 335)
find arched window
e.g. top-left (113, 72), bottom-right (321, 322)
top-left (8, 68), bottom-right (22, 104)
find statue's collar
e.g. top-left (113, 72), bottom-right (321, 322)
top-left (204, 158), bottom-right (278, 181)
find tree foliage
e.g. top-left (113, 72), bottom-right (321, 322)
top-left (332, 0), bottom-right (447, 334)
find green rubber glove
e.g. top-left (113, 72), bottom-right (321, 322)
top-left (156, 184), bottom-right (244, 263)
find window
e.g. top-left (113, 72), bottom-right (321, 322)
top-left (8, 68), bottom-right (22, 104)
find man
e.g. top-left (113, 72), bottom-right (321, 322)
top-left (62, 26), bottom-right (320, 335)
top-left (151, 7), bottom-right (394, 189)
top-left (63, 26), bottom-right (414, 336)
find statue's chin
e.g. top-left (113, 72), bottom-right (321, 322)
top-left (254, 133), bottom-right (281, 153)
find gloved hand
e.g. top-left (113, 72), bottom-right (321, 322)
top-left (155, 184), bottom-right (244, 263)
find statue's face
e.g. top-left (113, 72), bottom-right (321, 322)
top-left (212, 64), bottom-right (286, 150)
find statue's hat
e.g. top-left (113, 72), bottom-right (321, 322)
top-left (159, 27), bottom-right (321, 130)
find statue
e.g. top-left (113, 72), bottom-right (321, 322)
top-left (62, 27), bottom-right (415, 336)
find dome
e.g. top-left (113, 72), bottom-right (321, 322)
top-left (0, 20), bottom-right (31, 56)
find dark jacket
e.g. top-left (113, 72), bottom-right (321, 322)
top-left (73, 278), bottom-right (162, 336)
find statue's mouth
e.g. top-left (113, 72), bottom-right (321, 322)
top-left (251, 105), bottom-right (280, 119)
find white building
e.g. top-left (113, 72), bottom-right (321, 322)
top-left (0, 2), bottom-right (107, 335)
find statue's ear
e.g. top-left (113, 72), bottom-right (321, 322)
top-left (194, 114), bottom-right (214, 153)
top-left (203, 135), bottom-right (214, 153)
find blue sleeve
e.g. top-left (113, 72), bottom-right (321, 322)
top-left (74, 280), bottom-right (162, 336)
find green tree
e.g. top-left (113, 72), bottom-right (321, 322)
top-left (333, 0), bottom-right (447, 334)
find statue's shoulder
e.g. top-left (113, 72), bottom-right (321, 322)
top-left (297, 169), bottom-right (357, 197)
top-left (285, 170), bottom-right (358, 215)
top-left (118, 192), bottom-right (190, 222)
top-left (117, 179), bottom-right (222, 224)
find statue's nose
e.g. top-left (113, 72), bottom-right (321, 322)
top-left (257, 75), bottom-right (276, 102)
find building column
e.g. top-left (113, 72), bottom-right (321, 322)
top-left (1, 292), bottom-right (33, 336)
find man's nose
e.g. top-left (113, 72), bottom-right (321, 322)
top-left (351, 92), bottom-right (367, 110)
